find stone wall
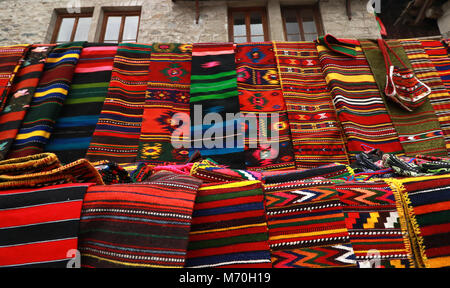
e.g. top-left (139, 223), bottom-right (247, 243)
top-left (0, 0), bottom-right (383, 45)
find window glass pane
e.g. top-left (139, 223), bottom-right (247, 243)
top-left (73, 17), bottom-right (92, 41)
top-left (234, 36), bottom-right (247, 44)
top-left (301, 9), bottom-right (317, 34)
top-left (56, 17), bottom-right (75, 43)
top-left (287, 34), bottom-right (301, 41)
top-left (233, 12), bottom-right (246, 37)
top-left (251, 36), bottom-right (265, 42)
top-left (304, 33), bottom-right (317, 42)
top-left (250, 11), bottom-right (263, 36)
top-left (122, 16), bottom-right (139, 42)
top-left (104, 16), bottom-right (122, 41)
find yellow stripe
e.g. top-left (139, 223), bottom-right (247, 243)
top-left (46, 53), bottom-right (80, 63)
top-left (270, 228), bottom-right (347, 240)
top-left (199, 180), bottom-right (261, 191)
top-left (190, 223), bottom-right (266, 235)
top-left (82, 254), bottom-right (181, 268)
top-left (34, 88), bottom-right (68, 98)
top-left (427, 256), bottom-right (450, 268)
top-left (15, 131), bottom-right (50, 140)
top-left (326, 73), bottom-right (375, 83)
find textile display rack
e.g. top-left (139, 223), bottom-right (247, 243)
top-left (0, 35), bottom-right (449, 268)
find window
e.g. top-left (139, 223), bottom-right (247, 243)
top-left (52, 13), bottom-right (93, 44)
top-left (281, 6), bottom-right (324, 42)
top-left (100, 11), bottom-right (141, 43)
top-left (228, 7), bottom-right (269, 43)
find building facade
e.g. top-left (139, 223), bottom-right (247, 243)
top-left (0, 0), bottom-right (448, 46)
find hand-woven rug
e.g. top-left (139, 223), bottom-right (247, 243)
top-left (273, 41), bottom-right (349, 169)
top-left (316, 42), bottom-right (404, 159)
top-left (45, 44), bottom-right (118, 164)
top-left (360, 40), bottom-right (447, 157)
top-left (190, 159), bottom-right (262, 183)
top-left (189, 43), bottom-right (245, 169)
top-left (137, 43), bottom-right (192, 164)
top-left (236, 42), bottom-right (296, 171)
top-left (264, 180), bottom-right (357, 268)
top-left (335, 180), bottom-right (413, 268)
top-left (0, 45), bottom-right (54, 160)
top-left (401, 39), bottom-right (450, 154)
top-left (0, 183), bottom-right (93, 268)
top-left (0, 44), bottom-right (30, 112)
top-left (7, 42), bottom-right (84, 159)
top-left (185, 180), bottom-right (272, 268)
top-left (387, 175), bottom-right (450, 268)
top-left (421, 40), bottom-right (450, 93)
top-left (86, 43), bottom-right (152, 164)
top-left (78, 171), bottom-right (202, 268)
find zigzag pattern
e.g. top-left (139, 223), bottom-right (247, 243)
top-left (336, 184), bottom-right (396, 206)
top-left (265, 187), bottom-right (338, 208)
top-left (271, 244), bottom-right (356, 268)
top-left (345, 211), bottom-right (400, 229)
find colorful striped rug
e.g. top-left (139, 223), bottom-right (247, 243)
top-left (189, 43), bottom-right (245, 169)
top-left (236, 43), bottom-right (295, 171)
top-left (7, 42), bottom-right (84, 159)
top-left (421, 40), bottom-right (450, 93)
top-left (137, 43), bottom-right (192, 164)
top-left (78, 171), bottom-right (202, 268)
top-left (401, 39), bottom-right (450, 154)
top-left (45, 44), bottom-right (118, 164)
top-left (361, 40), bottom-right (447, 157)
top-left (316, 42), bottom-right (404, 159)
top-left (335, 181), bottom-right (413, 268)
top-left (185, 180), bottom-right (272, 268)
top-left (387, 175), bottom-right (450, 268)
top-left (264, 180), bottom-right (357, 268)
top-left (0, 183), bottom-right (92, 268)
top-left (0, 45), bottom-right (54, 160)
top-left (273, 41), bottom-right (349, 168)
top-left (86, 43), bottom-right (152, 164)
top-left (0, 45), bottom-right (30, 112)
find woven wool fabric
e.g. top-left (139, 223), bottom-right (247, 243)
top-left (0, 183), bottom-right (92, 268)
top-left (316, 42), bottom-right (404, 159)
top-left (401, 39), bottom-right (450, 154)
top-left (185, 180), bottom-right (272, 268)
top-left (189, 43), bottom-right (245, 169)
top-left (335, 181), bottom-right (413, 268)
top-left (137, 43), bottom-right (192, 164)
top-left (421, 40), bottom-right (450, 93)
top-left (7, 42), bottom-right (84, 159)
top-left (86, 43), bottom-right (152, 164)
top-left (236, 43), bottom-right (295, 171)
top-left (78, 171), bottom-right (202, 268)
top-left (190, 159), bottom-right (262, 183)
top-left (387, 175), bottom-right (450, 268)
top-left (0, 45), bottom-right (30, 112)
top-left (273, 42), bottom-right (349, 168)
top-left (361, 40), bottom-right (447, 157)
top-left (0, 45), bottom-right (54, 160)
top-left (264, 180), bottom-right (357, 268)
top-left (45, 44), bottom-right (118, 164)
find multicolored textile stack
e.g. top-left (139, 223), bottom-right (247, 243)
top-left (78, 171), bottom-right (202, 268)
top-left (401, 39), bottom-right (450, 153)
top-left (0, 45), bottom-right (54, 160)
top-left (137, 43), bottom-right (192, 164)
top-left (421, 40), bottom-right (450, 93)
top-left (361, 40), bottom-right (448, 157)
top-left (273, 42), bottom-right (349, 168)
top-left (86, 43), bottom-right (152, 164)
top-left (45, 44), bottom-right (118, 164)
top-left (0, 45), bottom-right (30, 111)
top-left (316, 41), bottom-right (405, 159)
top-left (236, 42), bottom-right (296, 171)
top-left (186, 180), bottom-right (272, 268)
top-left (7, 42), bottom-right (84, 159)
top-left (388, 175), bottom-right (450, 268)
top-left (264, 179), bottom-right (357, 268)
top-left (189, 43), bottom-right (244, 169)
top-left (0, 183), bottom-right (93, 268)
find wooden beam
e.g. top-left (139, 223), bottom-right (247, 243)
top-left (414, 0), bottom-right (433, 25)
top-left (346, 0), bottom-right (352, 20)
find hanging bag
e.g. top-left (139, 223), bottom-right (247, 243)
top-left (377, 39), bottom-right (431, 112)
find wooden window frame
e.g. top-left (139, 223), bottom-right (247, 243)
top-left (281, 5), bottom-right (324, 42)
top-left (51, 12), bottom-right (93, 44)
top-left (99, 10), bottom-right (142, 44)
top-left (228, 7), bottom-right (269, 43)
